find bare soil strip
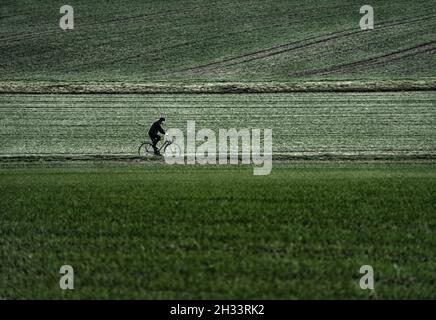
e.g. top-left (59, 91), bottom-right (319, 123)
top-left (1, 80), bottom-right (435, 94)
top-left (1, 154), bottom-right (435, 164)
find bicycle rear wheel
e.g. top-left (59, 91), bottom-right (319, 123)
top-left (138, 142), bottom-right (155, 158)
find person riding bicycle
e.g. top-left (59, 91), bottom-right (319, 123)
top-left (148, 117), bottom-right (165, 155)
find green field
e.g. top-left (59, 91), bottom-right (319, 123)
top-left (0, 92), bottom-right (434, 157)
top-left (1, 92), bottom-right (435, 299)
top-left (1, 0), bottom-right (435, 82)
top-left (1, 163), bottom-right (435, 299)
top-left (1, 0), bottom-right (435, 300)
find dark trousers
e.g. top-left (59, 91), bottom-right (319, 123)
top-left (149, 132), bottom-right (161, 152)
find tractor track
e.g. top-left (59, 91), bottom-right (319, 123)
top-left (177, 13), bottom-right (436, 74)
top-left (0, 3), bottom-right (359, 69)
top-left (38, 3), bottom-right (361, 71)
top-left (290, 42), bottom-right (436, 77)
top-left (0, 0), bottom-right (309, 44)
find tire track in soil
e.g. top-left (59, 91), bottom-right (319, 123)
top-left (289, 42), bottom-right (436, 77)
top-left (42, 3), bottom-right (359, 71)
top-left (0, 3), bottom-right (358, 70)
top-left (1, 6), bottom-right (434, 78)
top-left (0, 3), bottom-right (294, 69)
top-left (176, 14), bottom-right (436, 74)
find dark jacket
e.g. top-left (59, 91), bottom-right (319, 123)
top-left (148, 120), bottom-right (165, 135)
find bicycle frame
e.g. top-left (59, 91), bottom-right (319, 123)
top-left (157, 140), bottom-right (172, 151)
top-left (138, 137), bottom-right (178, 157)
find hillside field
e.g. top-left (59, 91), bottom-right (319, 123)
top-left (0, 0), bottom-right (435, 82)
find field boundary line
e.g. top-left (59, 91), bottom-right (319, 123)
top-left (1, 153), bottom-right (435, 163)
top-left (1, 80), bottom-right (436, 94)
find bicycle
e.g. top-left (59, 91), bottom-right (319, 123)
top-left (138, 135), bottom-right (181, 158)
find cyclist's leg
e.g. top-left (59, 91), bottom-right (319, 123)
top-left (149, 133), bottom-right (161, 154)
top-left (155, 135), bottom-right (162, 154)
top-left (149, 133), bottom-right (157, 150)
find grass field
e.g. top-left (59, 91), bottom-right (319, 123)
top-left (1, 162), bottom-right (435, 299)
top-left (1, 0), bottom-right (435, 82)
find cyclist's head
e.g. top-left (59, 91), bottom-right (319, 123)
top-left (159, 117), bottom-right (165, 123)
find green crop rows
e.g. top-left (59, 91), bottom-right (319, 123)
top-left (0, 92), bottom-right (434, 157)
top-left (1, 163), bottom-right (435, 299)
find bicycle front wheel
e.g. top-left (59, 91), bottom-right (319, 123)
top-left (163, 142), bottom-right (181, 158)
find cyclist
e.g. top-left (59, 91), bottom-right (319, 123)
top-left (148, 117), bottom-right (166, 155)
